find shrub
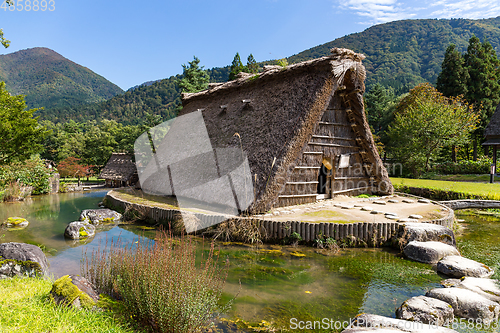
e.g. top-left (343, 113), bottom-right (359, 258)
top-left (430, 157), bottom-right (492, 175)
top-left (0, 155), bottom-right (55, 195)
top-left (82, 231), bottom-right (231, 333)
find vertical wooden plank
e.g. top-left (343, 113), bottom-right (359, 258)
top-left (347, 223), bottom-right (353, 238)
top-left (278, 222), bottom-right (283, 239)
top-left (300, 222), bottom-right (306, 241)
top-left (315, 223), bottom-right (320, 240)
top-left (320, 223), bottom-right (326, 238)
top-left (334, 223), bottom-right (340, 240)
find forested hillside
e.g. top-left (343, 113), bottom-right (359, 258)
top-left (0, 47), bottom-right (123, 109)
top-left (33, 16), bottom-right (500, 124)
top-left (288, 17), bottom-right (500, 90)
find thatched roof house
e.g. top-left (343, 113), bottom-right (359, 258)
top-left (483, 103), bottom-right (500, 176)
top-left (174, 48), bottom-right (393, 213)
top-left (100, 153), bottom-right (138, 187)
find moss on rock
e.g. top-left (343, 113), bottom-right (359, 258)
top-left (50, 275), bottom-right (96, 309)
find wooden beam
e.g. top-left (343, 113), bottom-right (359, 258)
top-left (279, 194), bottom-right (317, 198)
top-left (312, 135), bottom-right (356, 141)
top-left (318, 122), bottom-right (351, 127)
top-left (286, 181), bottom-right (319, 185)
top-left (308, 142), bottom-right (360, 148)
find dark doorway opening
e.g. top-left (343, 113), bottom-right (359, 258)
top-left (317, 164), bottom-right (329, 194)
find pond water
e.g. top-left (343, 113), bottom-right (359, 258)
top-left (0, 191), bottom-right (498, 332)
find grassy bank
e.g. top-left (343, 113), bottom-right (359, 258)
top-left (391, 177), bottom-right (500, 200)
top-left (0, 277), bottom-right (138, 332)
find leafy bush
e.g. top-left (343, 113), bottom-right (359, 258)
top-left (0, 156), bottom-right (55, 195)
top-left (430, 157), bottom-right (492, 175)
top-left (83, 231), bottom-right (231, 333)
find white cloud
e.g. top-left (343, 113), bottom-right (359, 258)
top-left (429, 0), bottom-right (500, 19)
top-left (337, 0), bottom-right (416, 24)
top-left (336, 0), bottom-right (500, 26)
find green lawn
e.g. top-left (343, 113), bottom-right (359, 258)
top-left (0, 277), bottom-right (139, 332)
top-left (391, 177), bottom-right (500, 200)
top-left (422, 174), bottom-right (496, 182)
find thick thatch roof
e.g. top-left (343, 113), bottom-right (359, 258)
top-left (484, 103), bottom-right (500, 145)
top-left (167, 48), bottom-right (392, 213)
top-left (100, 153), bottom-right (136, 181)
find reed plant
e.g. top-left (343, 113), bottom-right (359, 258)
top-left (82, 231), bottom-right (231, 333)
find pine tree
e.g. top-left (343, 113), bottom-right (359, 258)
top-left (364, 83), bottom-right (396, 134)
top-left (246, 54), bottom-right (258, 74)
top-left (229, 53), bottom-right (245, 81)
top-left (436, 44), bottom-right (468, 97)
top-left (464, 36), bottom-right (500, 159)
top-left (177, 56), bottom-right (209, 94)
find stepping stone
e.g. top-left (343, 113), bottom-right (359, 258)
top-left (263, 214), bottom-right (272, 217)
top-left (291, 209), bottom-right (301, 212)
top-left (396, 295), bottom-right (454, 326)
top-left (346, 313), bottom-right (458, 332)
top-left (341, 205), bottom-right (355, 209)
top-left (426, 287), bottom-right (500, 322)
top-left (354, 204), bottom-right (364, 208)
top-left (360, 206), bottom-right (373, 211)
top-left (80, 209), bottom-right (122, 225)
top-left (334, 203), bottom-right (343, 208)
top-left (385, 215), bottom-right (399, 220)
top-left (399, 222), bottom-right (456, 247)
top-left (384, 212), bottom-right (398, 216)
top-left (418, 198), bottom-right (431, 203)
top-left (397, 218), bottom-right (419, 223)
top-left (408, 214), bottom-right (423, 219)
top-left (402, 199), bottom-right (414, 203)
top-left (388, 199), bottom-right (399, 203)
top-left (64, 221), bottom-right (96, 240)
top-left (281, 210), bottom-right (292, 214)
top-left (373, 200), bottom-right (387, 205)
top-left (272, 212), bottom-right (280, 215)
top-left (370, 210), bottom-right (383, 214)
top-left (437, 255), bottom-right (494, 278)
top-left (403, 241), bottom-right (459, 264)
top-left (442, 277), bottom-right (500, 303)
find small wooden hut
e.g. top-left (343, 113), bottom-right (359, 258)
top-left (483, 103), bottom-right (500, 178)
top-left (175, 48), bottom-right (393, 213)
top-left (100, 153), bottom-right (138, 187)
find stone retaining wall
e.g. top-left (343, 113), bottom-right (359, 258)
top-left (104, 191), bottom-right (455, 245)
top-left (440, 200), bottom-right (500, 210)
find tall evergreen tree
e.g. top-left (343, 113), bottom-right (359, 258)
top-left (464, 36), bottom-right (500, 159)
top-left (177, 56), bottom-right (209, 94)
top-left (246, 54), bottom-right (258, 74)
top-left (364, 83), bottom-right (396, 134)
top-left (436, 44), bottom-right (468, 97)
top-left (229, 53), bottom-right (245, 81)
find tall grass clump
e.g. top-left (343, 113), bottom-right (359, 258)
top-left (82, 231), bottom-right (231, 333)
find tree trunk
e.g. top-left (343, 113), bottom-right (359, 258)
top-left (473, 137), bottom-right (478, 161)
top-left (451, 145), bottom-right (457, 163)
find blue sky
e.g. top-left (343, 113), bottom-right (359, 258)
top-left (1, 0), bottom-right (500, 90)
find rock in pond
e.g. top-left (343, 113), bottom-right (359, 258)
top-left (64, 221), bottom-right (96, 240)
top-left (0, 242), bottom-right (49, 277)
top-left (50, 275), bottom-right (99, 309)
top-left (2, 217), bottom-right (29, 230)
top-left (437, 255), bottom-right (493, 278)
top-left (80, 209), bottom-right (122, 225)
top-left (442, 277), bottom-right (500, 303)
top-left (346, 313), bottom-right (458, 332)
top-left (426, 288), bottom-right (500, 322)
top-left (396, 295), bottom-right (454, 326)
top-left (403, 241), bottom-right (459, 264)
top-left (398, 222), bottom-right (455, 247)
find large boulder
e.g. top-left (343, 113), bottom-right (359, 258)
top-left (50, 275), bottom-right (99, 309)
top-left (396, 295), bottom-right (454, 326)
top-left (347, 313), bottom-right (458, 332)
top-left (437, 255), bottom-right (494, 278)
top-left (403, 241), bottom-right (459, 264)
top-left (64, 221), bottom-right (96, 240)
top-left (80, 209), bottom-right (122, 225)
top-left (0, 242), bottom-right (49, 277)
top-left (398, 222), bottom-right (455, 247)
top-left (442, 277), bottom-right (500, 303)
top-left (426, 288), bottom-right (500, 322)
top-left (1, 217), bottom-right (29, 230)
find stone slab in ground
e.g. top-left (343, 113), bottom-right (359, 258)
top-left (437, 255), bottom-right (493, 278)
top-left (426, 287), bottom-right (500, 322)
top-left (345, 313), bottom-right (458, 332)
top-left (0, 242), bottom-right (48, 277)
top-left (64, 221), bottom-right (96, 240)
top-left (398, 222), bottom-right (456, 247)
top-left (80, 209), bottom-right (122, 225)
top-left (396, 295), bottom-right (454, 326)
top-left (404, 241), bottom-right (459, 264)
top-left (442, 277), bottom-right (500, 303)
